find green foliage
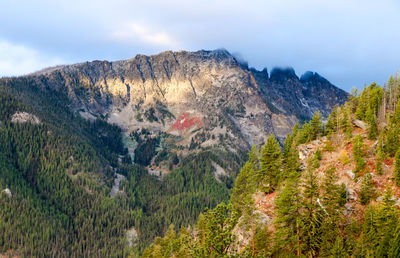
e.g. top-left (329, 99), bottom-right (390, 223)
top-left (376, 137), bottom-right (385, 175)
top-left (259, 135), bottom-right (282, 193)
top-left (385, 122), bottom-right (400, 157)
top-left (355, 82), bottom-right (383, 121)
top-left (360, 173), bottom-right (375, 205)
top-left (357, 186), bottom-right (399, 257)
top-left (366, 106), bottom-right (378, 140)
top-left (301, 164), bottom-right (323, 257)
top-left (274, 178), bottom-right (302, 255)
top-left (395, 148), bottom-right (400, 186)
top-left (310, 111), bottom-right (323, 140)
top-left (202, 203), bottom-right (239, 256)
top-left (353, 135), bottom-right (366, 177)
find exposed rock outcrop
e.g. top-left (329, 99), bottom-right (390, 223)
top-left (11, 112), bottom-right (40, 124)
top-left (3, 49), bottom-right (347, 175)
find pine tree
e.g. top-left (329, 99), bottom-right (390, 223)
top-left (310, 111), bottom-right (323, 141)
top-left (301, 162), bottom-right (323, 257)
top-left (282, 123), bottom-right (299, 161)
top-left (374, 186), bottom-right (399, 257)
top-left (366, 106), bottom-right (378, 140)
top-left (376, 136), bottom-right (385, 175)
top-left (389, 225), bottom-right (400, 257)
top-left (353, 135), bottom-right (366, 177)
top-left (259, 135), bottom-right (281, 193)
top-left (392, 98), bottom-right (400, 126)
top-left (231, 147), bottom-right (258, 256)
top-left (395, 148), bottom-right (400, 186)
top-left (340, 106), bottom-right (353, 139)
top-left (231, 146), bottom-right (258, 209)
top-left (274, 177), bottom-right (302, 256)
top-left (203, 203), bottom-right (239, 256)
top-left (385, 121), bottom-right (399, 157)
top-left (360, 173), bottom-right (374, 205)
top-left (320, 167), bottom-right (345, 256)
top-left (326, 106), bottom-right (338, 135)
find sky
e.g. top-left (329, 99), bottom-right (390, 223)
top-left (1, 0), bottom-right (400, 91)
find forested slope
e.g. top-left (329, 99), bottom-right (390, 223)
top-left (0, 78), bottom-right (231, 256)
top-left (142, 74), bottom-right (400, 257)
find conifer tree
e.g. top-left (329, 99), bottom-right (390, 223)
top-left (360, 173), bottom-right (374, 205)
top-left (395, 148), bottom-right (400, 186)
top-left (259, 135), bottom-right (281, 193)
top-left (376, 136), bottom-right (385, 175)
top-left (326, 106), bottom-right (338, 135)
top-left (366, 106), bottom-right (378, 140)
top-left (385, 122), bottom-right (400, 157)
top-left (342, 107), bottom-right (353, 139)
top-left (231, 147), bottom-right (258, 256)
top-left (353, 135), bottom-right (366, 177)
top-left (310, 111), bottom-right (323, 141)
top-left (392, 98), bottom-right (400, 126)
top-left (231, 146), bottom-right (258, 208)
top-left (374, 186), bottom-right (398, 257)
top-left (301, 161), bottom-right (323, 257)
top-left (274, 142), bottom-right (301, 255)
top-left (274, 178), bottom-right (302, 256)
top-left (389, 225), bottom-right (400, 257)
top-left (202, 203), bottom-right (239, 256)
top-left (282, 123), bottom-right (299, 161)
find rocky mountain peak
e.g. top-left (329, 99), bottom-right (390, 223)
top-left (269, 67), bottom-right (298, 82)
top-left (300, 71), bottom-right (329, 84)
top-left (17, 49), bottom-right (348, 176)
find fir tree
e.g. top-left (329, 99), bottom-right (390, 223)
top-left (274, 178), bottom-right (302, 256)
top-left (385, 121), bottom-right (399, 157)
top-left (360, 173), bottom-right (374, 205)
top-left (374, 186), bottom-right (398, 257)
top-left (366, 106), bottom-right (378, 140)
top-left (259, 135), bottom-right (281, 193)
top-left (320, 167), bottom-right (345, 256)
top-left (301, 162), bottom-right (323, 257)
top-left (310, 111), bottom-right (323, 141)
top-left (376, 136), bottom-right (385, 175)
top-left (326, 106), bottom-right (338, 135)
top-left (202, 203), bottom-right (239, 256)
top-left (353, 135), bottom-right (366, 177)
top-left (395, 148), bottom-right (400, 186)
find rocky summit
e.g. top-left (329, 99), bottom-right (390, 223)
top-left (14, 49), bottom-right (347, 175)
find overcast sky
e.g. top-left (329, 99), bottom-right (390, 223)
top-left (1, 0), bottom-right (399, 91)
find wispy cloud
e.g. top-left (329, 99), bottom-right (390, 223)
top-left (0, 39), bottom-right (64, 77)
top-left (110, 22), bottom-right (180, 49)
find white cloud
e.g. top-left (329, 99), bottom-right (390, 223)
top-left (110, 22), bottom-right (180, 49)
top-left (0, 40), bottom-right (64, 77)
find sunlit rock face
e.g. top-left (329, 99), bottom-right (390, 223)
top-left (26, 49), bottom-right (347, 152)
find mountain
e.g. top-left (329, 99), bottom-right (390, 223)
top-left (142, 76), bottom-right (400, 258)
top-left (0, 49), bottom-right (347, 256)
top-left (22, 49), bottom-right (347, 174)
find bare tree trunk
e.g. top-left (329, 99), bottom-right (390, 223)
top-left (297, 221), bottom-right (300, 257)
top-left (252, 219), bottom-right (255, 257)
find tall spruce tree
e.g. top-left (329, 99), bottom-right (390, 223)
top-left (259, 135), bottom-right (281, 193)
top-left (310, 111), bottom-right (323, 141)
top-left (385, 122), bottom-right (399, 157)
top-left (366, 106), bottom-right (378, 140)
top-left (353, 135), bottom-right (366, 177)
top-left (360, 173), bottom-right (374, 205)
top-left (376, 136), bottom-right (385, 175)
top-left (301, 158), bottom-right (323, 257)
top-left (395, 148), bottom-right (400, 186)
top-left (274, 178), bottom-right (302, 256)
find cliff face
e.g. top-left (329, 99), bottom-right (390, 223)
top-left (22, 49), bottom-right (347, 172)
